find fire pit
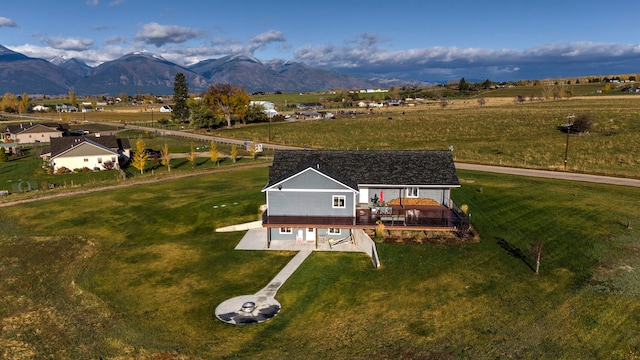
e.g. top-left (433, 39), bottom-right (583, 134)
top-left (241, 301), bottom-right (256, 313)
top-left (215, 295), bottom-right (281, 325)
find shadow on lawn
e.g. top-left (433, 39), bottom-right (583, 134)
top-left (495, 237), bottom-right (535, 272)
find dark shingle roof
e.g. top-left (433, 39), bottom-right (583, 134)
top-left (50, 135), bottom-right (129, 157)
top-left (5, 123), bottom-right (58, 134)
top-left (267, 150), bottom-right (459, 188)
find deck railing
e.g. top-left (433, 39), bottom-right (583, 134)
top-left (263, 206), bottom-right (469, 230)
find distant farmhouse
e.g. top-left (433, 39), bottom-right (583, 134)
top-left (3, 123), bottom-right (68, 144)
top-left (249, 101), bottom-right (279, 118)
top-left (55, 103), bottom-right (78, 113)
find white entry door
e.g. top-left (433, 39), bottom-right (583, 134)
top-left (305, 227), bottom-right (316, 242)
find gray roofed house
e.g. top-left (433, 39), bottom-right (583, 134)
top-left (48, 134), bottom-right (131, 172)
top-left (4, 123), bottom-right (65, 144)
top-left (261, 149), bottom-right (467, 248)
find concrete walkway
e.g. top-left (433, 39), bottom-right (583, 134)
top-left (215, 250), bottom-right (312, 325)
top-left (215, 221), bottom-right (367, 325)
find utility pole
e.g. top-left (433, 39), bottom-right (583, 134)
top-left (564, 114), bottom-right (574, 171)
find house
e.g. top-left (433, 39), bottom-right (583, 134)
top-left (55, 103), bottom-right (78, 112)
top-left (4, 123), bottom-right (65, 143)
top-left (249, 101), bottom-right (279, 118)
top-left (296, 111), bottom-right (324, 120)
top-left (48, 134), bottom-right (131, 172)
top-left (159, 105), bottom-right (172, 113)
top-left (261, 150), bottom-right (466, 246)
top-left (297, 103), bottom-right (323, 111)
top-left (32, 104), bottom-right (49, 112)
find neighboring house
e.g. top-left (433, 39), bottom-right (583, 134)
top-left (159, 105), bottom-right (172, 113)
top-left (296, 111), bottom-right (323, 120)
top-left (55, 103), bottom-right (78, 112)
top-left (81, 105), bottom-right (94, 113)
top-left (48, 134), bottom-right (131, 172)
top-left (297, 103), bottom-right (323, 111)
top-left (261, 150), bottom-right (466, 246)
top-left (4, 123), bottom-right (65, 143)
top-left (250, 101), bottom-right (279, 118)
top-left (32, 104), bottom-right (49, 112)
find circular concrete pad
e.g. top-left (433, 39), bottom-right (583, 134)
top-left (215, 295), bottom-right (281, 325)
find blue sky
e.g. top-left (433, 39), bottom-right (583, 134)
top-left (1, 0), bottom-right (639, 82)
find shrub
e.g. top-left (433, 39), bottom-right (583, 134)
top-left (102, 160), bottom-right (115, 170)
top-left (56, 167), bottom-right (71, 174)
top-left (571, 114), bottom-right (592, 133)
top-left (375, 220), bottom-right (386, 242)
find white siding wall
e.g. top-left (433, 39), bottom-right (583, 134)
top-left (53, 155), bottom-right (118, 172)
top-left (16, 132), bottom-right (62, 144)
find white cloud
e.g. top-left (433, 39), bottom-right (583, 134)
top-left (36, 35), bottom-right (94, 51)
top-left (250, 30), bottom-right (285, 44)
top-left (293, 36), bottom-right (640, 80)
top-left (104, 36), bottom-right (127, 45)
top-left (135, 22), bottom-right (204, 47)
top-left (0, 17), bottom-right (17, 27)
top-left (109, 0), bottom-right (124, 5)
top-left (86, 0), bottom-right (99, 6)
top-left (247, 30), bottom-right (286, 54)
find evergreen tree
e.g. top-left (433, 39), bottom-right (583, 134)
top-left (458, 77), bottom-right (469, 91)
top-left (172, 73), bottom-right (190, 122)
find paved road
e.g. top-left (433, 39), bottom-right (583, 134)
top-left (455, 163), bottom-right (640, 188)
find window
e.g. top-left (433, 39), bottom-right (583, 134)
top-left (328, 228), bottom-right (341, 235)
top-left (332, 195), bottom-right (346, 208)
top-left (83, 158), bottom-right (89, 162)
top-left (97, 157), bottom-right (102, 163)
top-left (406, 187), bottom-right (419, 198)
top-left (279, 227), bottom-right (292, 234)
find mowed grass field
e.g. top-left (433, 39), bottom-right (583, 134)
top-left (1, 166), bottom-right (640, 358)
top-left (213, 97), bottom-right (640, 178)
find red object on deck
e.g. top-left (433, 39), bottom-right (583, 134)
top-left (380, 190), bottom-right (384, 202)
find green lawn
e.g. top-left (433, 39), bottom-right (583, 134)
top-left (1, 167), bottom-right (639, 358)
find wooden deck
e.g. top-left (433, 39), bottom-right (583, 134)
top-left (263, 204), bottom-right (468, 231)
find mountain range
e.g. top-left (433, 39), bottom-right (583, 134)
top-left (0, 45), bottom-right (420, 96)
